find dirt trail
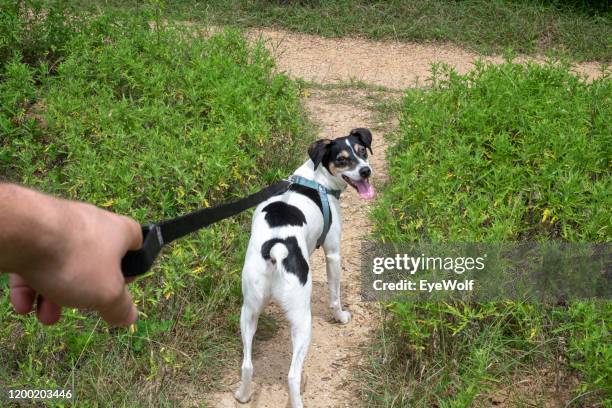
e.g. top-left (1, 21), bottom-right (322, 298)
top-left (207, 28), bottom-right (604, 408)
top-left (247, 28), bottom-right (604, 89)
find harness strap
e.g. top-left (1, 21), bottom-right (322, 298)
top-left (121, 179), bottom-right (292, 277)
top-left (289, 175), bottom-right (341, 248)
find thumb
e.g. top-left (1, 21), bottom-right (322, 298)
top-left (98, 284), bottom-right (138, 326)
top-left (121, 215), bottom-right (143, 251)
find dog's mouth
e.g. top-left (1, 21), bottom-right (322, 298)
top-left (342, 175), bottom-right (375, 200)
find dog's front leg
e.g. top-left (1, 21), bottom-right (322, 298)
top-left (325, 249), bottom-right (351, 324)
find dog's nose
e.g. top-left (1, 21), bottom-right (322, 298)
top-left (359, 167), bottom-right (371, 178)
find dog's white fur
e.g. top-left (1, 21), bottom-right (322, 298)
top-left (234, 138), bottom-right (372, 408)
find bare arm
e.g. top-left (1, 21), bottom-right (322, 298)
top-left (0, 183), bottom-right (142, 326)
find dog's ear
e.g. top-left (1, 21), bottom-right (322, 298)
top-left (350, 128), bottom-right (373, 154)
top-left (308, 139), bottom-right (332, 170)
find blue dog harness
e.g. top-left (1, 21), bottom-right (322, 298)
top-left (288, 175), bottom-right (342, 248)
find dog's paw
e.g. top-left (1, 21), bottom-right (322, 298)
top-left (234, 387), bottom-right (251, 404)
top-left (335, 310), bottom-right (351, 324)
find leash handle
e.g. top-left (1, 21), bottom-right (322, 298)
top-left (121, 224), bottom-right (164, 277)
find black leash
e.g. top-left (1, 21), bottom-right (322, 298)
top-left (121, 179), bottom-right (292, 277)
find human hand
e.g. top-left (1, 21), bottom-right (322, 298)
top-left (2, 185), bottom-right (142, 326)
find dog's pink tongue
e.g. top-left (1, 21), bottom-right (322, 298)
top-left (354, 179), bottom-right (375, 200)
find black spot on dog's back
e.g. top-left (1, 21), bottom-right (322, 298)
top-left (262, 201), bottom-right (306, 228)
top-left (261, 236), bottom-right (309, 285)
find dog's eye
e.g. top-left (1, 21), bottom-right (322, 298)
top-left (357, 146), bottom-right (367, 157)
top-left (336, 157), bottom-right (348, 164)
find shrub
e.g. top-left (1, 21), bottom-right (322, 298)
top-left (0, 0), bottom-right (79, 72)
top-left (367, 62), bottom-right (611, 406)
top-left (374, 61), bottom-right (611, 243)
top-left (0, 10), bottom-right (310, 405)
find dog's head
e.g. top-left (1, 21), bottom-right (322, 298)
top-left (308, 128), bottom-right (375, 199)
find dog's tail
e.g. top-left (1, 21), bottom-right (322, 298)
top-left (269, 242), bottom-right (289, 266)
top-left (262, 237), bottom-right (308, 285)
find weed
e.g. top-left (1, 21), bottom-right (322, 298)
top-left (366, 62), bottom-right (611, 406)
top-left (0, 6), bottom-right (311, 405)
top-left (0, 0), bottom-right (79, 72)
top-left (74, 0), bottom-right (611, 62)
top-left (374, 61), bottom-right (611, 243)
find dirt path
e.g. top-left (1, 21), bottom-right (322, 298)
top-left (206, 28), bottom-right (604, 408)
top-left (247, 28), bottom-right (604, 89)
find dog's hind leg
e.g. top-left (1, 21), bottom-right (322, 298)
top-left (286, 303), bottom-right (311, 408)
top-left (234, 300), bottom-right (263, 403)
top-left (234, 285), bottom-right (266, 403)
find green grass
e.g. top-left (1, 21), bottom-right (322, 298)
top-left (0, 3), bottom-right (311, 405)
top-left (376, 62), bottom-right (611, 242)
top-left (2, 2), bottom-right (610, 407)
top-left (365, 62), bottom-right (611, 406)
top-left (75, 0), bottom-right (611, 62)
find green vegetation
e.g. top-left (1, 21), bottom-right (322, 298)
top-left (2, 2), bottom-right (610, 407)
top-left (366, 62), bottom-right (611, 406)
top-left (76, 0), bottom-right (611, 62)
top-left (376, 62), bottom-right (611, 242)
top-left (0, 2), bottom-right (310, 405)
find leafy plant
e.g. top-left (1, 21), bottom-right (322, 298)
top-left (0, 0), bottom-right (79, 72)
top-left (74, 0), bottom-right (612, 62)
top-left (374, 61), bottom-right (611, 243)
top-left (366, 62), bottom-right (611, 406)
top-left (0, 7), bottom-right (311, 406)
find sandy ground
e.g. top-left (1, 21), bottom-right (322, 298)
top-left (204, 28), bottom-right (604, 408)
top-left (246, 28), bottom-right (604, 89)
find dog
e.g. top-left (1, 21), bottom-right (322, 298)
top-left (234, 128), bottom-right (375, 408)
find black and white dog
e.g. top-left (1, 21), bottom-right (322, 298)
top-left (234, 128), bottom-right (375, 408)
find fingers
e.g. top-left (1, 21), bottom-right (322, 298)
top-left (36, 295), bottom-right (62, 325)
top-left (9, 273), bottom-right (36, 314)
top-left (9, 271), bottom-right (135, 326)
top-left (9, 275), bottom-right (62, 325)
top-left (98, 284), bottom-right (138, 327)
top-left (7, 206), bottom-right (142, 327)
